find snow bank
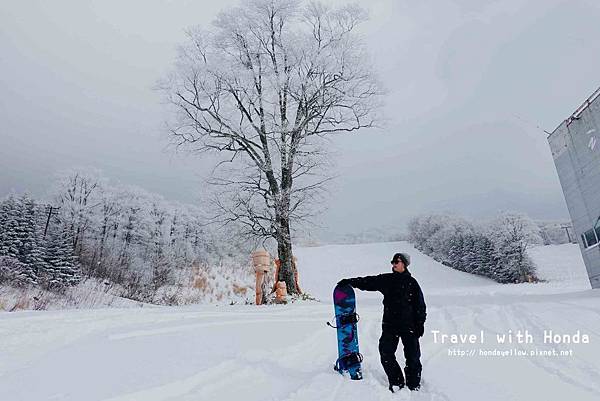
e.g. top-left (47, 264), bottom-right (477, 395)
top-left (0, 279), bottom-right (144, 311)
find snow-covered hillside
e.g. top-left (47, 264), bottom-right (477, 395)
top-left (1, 242), bottom-right (599, 401)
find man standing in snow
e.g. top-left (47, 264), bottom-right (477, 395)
top-left (338, 252), bottom-right (426, 392)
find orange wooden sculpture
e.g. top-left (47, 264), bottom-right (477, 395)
top-left (272, 256), bottom-right (302, 297)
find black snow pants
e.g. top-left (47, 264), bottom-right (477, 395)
top-left (378, 328), bottom-right (422, 388)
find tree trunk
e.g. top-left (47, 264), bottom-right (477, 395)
top-left (276, 215), bottom-right (298, 295)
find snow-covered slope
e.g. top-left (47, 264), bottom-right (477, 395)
top-left (297, 241), bottom-right (493, 301)
top-left (1, 242), bottom-right (599, 401)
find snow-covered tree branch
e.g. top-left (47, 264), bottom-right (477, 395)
top-left (159, 0), bottom-right (384, 293)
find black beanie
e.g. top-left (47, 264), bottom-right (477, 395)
top-left (391, 252), bottom-right (410, 267)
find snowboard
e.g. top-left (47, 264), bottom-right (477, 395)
top-left (330, 283), bottom-right (363, 380)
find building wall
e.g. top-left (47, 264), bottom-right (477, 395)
top-left (548, 91), bottom-right (600, 289)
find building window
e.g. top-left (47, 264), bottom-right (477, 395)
top-left (584, 228), bottom-right (598, 248)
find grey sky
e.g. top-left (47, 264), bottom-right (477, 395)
top-left (2, 0), bottom-right (600, 239)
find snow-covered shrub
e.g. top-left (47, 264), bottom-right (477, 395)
top-left (0, 278), bottom-right (144, 311)
top-left (408, 211), bottom-right (541, 284)
top-left (425, 215), bottom-right (474, 264)
top-left (484, 212), bottom-right (542, 283)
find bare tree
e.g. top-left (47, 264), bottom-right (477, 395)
top-left (53, 169), bottom-right (103, 254)
top-left (159, 0), bottom-right (384, 294)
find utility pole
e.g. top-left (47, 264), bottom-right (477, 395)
top-left (560, 224), bottom-right (573, 243)
top-left (43, 205), bottom-right (60, 238)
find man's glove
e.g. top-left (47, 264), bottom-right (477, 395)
top-left (415, 322), bottom-right (425, 338)
top-left (337, 278), bottom-right (352, 287)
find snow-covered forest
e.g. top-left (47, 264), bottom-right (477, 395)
top-left (0, 170), bottom-right (256, 310)
top-left (1, 168), bottom-right (574, 311)
top-left (408, 212), bottom-right (546, 283)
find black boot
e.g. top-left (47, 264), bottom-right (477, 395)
top-left (388, 382), bottom-right (405, 393)
top-left (388, 375), bottom-right (405, 393)
top-left (405, 367), bottom-right (421, 391)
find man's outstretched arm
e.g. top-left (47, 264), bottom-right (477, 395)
top-left (338, 275), bottom-right (384, 292)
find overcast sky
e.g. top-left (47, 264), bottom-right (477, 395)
top-left (2, 0), bottom-right (600, 239)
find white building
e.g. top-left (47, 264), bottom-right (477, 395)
top-left (548, 87), bottom-right (600, 289)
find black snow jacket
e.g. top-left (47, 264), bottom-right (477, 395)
top-left (346, 269), bottom-right (426, 333)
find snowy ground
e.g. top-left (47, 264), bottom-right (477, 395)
top-left (1, 242), bottom-right (599, 401)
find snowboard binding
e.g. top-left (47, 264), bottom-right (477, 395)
top-left (334, 352), bottom-right (363, 371)
top-left (334, 353), bottom-right (363, 380)
top-left (326, 312), bottom-right (359, 328)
